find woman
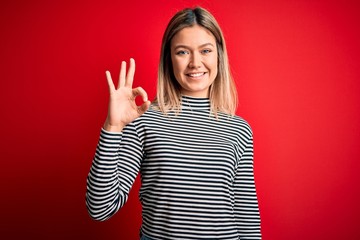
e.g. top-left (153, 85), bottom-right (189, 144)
top-left (86, 7), bottom-right (261, 240)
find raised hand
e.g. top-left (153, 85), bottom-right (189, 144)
top-left (103, 58), bottom-right (150, 132)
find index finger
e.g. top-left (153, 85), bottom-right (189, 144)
top-left (132, 86), bottom-right (148, 102)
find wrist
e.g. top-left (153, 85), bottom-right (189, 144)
top-left (103, 120), bottom-right (125, 132)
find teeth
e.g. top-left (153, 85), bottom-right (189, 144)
top-left (188, 73), bottom-right (204, 77)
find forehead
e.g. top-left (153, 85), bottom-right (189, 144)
top-left (171, 25), bottom-right (216, 47)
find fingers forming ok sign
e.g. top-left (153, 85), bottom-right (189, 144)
top-left (103, 58), bottom-right (150, 132)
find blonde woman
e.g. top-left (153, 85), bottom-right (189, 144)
top-left (86, 7), bottom-right (261, 240)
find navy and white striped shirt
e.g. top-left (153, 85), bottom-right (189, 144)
top-left (86, 96), bottom-right (261, 239)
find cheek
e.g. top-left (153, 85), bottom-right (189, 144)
top-left (171, 58), bottom-right (185, 78)
top-left (171, 56), bottom-right (179, 75)
top-left (210, 58), bottom-right (218, 76)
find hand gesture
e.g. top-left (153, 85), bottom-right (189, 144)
top-left (103, 58), bottom-right (150, 132)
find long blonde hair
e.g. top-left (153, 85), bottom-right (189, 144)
top-left (156, 7), bottom-right (238, 115)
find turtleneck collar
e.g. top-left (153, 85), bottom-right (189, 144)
top-left (180, 95), bottom-right (210, 110)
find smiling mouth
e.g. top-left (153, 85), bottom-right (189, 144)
top-left (186, 72), bottom-right (206, 78)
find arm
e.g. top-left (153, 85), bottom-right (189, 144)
top-left (85, 58), bottom-right (150, 221)
top-left (234, 135), bottom-right (262, 239)
top-left (86, 126), bottom-right (143, 221)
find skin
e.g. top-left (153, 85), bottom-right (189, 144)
top-left (103, 59), bottom-right (150, 132)
top-left (103, 24), bottom-right (218, 132)
top-left (171, 24), bottom-right (218, 98)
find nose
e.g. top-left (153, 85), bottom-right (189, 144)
top-left (189, 52), bottom-right (201, 69)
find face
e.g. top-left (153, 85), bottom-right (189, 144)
top-left (170, 24), bottom-right (218, 98)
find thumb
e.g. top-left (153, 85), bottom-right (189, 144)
top-left (138, 100), bottom-right (151, 115)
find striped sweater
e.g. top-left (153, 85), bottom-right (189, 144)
top-left (86, 96), bottom-right (261, 239)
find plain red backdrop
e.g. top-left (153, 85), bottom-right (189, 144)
top-left (1, 0), bottom-right (359, 239)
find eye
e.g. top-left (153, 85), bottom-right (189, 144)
top-left (201, 49), bottom-right (212, 54)
top-left (176, 50), bottom-right (189, 55)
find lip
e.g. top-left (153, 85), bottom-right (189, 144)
top-left (186, 72), bottom-right (206, 78)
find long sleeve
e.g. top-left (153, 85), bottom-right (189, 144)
top-left (85, 97), bottom-right (262, 239)
top-left (234, 135), bottom-right (262, 239)
top-left (85, 124), bottom-right (143, 221)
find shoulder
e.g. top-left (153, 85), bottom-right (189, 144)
top-left (219, 112), bottom-right (253, 139)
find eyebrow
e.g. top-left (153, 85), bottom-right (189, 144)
top-left (173, 43), bottom-right (215, 50)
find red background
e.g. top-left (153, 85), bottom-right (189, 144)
top-left (1, 0), bottom-right (359, 239)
